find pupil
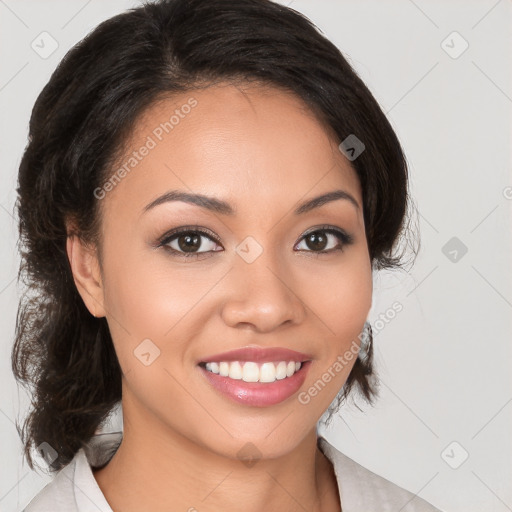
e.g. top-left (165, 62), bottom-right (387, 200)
top-left (307, 232), bottom-right (326, 251)
top-left (179, 233), bottom-right (201, 252)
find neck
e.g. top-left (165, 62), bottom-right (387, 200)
top-left (93, 413), bottom-right (340, 512)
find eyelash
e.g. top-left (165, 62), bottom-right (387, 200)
top-left (156, 224), bottom-right (354, 260)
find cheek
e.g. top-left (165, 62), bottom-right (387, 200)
top-left (98, 236), bottom-right (187, 356)
top-left (310, 250), bottom-right (372, 343)
top-left (300, 252), bottom-right (372, 400)
top-left (328, 270), bottom-right (372, 341)
top-left (100, 227), bottom-right (191, 330)
top-left (99, 239), bottom-right (229, 373)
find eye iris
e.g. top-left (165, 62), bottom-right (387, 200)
top-left (306, 232), bottom-right (327, 251)
top-left (178, 233), bottom-right (201, 252)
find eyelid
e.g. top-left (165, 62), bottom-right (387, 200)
top-left (296, 224), bottom-right (353, 246)
top-left (156, 225), bottom-right (222, 248)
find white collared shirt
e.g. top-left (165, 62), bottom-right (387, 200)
top-left (23, 432), bottom-right (442, 512)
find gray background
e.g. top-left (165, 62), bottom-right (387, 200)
top-left (1, 1), bottom-right (511, 511)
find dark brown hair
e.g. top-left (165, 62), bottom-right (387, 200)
top-left (12, 0), bottom-right (417, 472)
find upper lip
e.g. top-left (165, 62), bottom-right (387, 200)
top-left (199, 346), bottom-right (312, 364)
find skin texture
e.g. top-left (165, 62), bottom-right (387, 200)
top-left (66, 82), bottom-right (373, 512)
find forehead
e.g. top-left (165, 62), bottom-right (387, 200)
top-left (100, 82), bottom-right (362, 221)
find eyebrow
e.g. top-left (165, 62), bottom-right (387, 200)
top-left (143, 189), bottom-right (360, 216)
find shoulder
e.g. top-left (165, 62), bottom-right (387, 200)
top-left (318, 437), bottom-right (444, 512)
top-left (23, 432), bottom-right (121, 512)
top-left (22, 457), bottom-right (79, 512)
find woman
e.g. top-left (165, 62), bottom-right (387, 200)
top-left (13, 0), bottom-right (441, 510)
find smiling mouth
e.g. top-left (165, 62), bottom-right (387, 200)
top-left (198, 360), bottom-right (305, 383)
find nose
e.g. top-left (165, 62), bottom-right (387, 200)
top-left (220, 247), bottom-right (306, 333)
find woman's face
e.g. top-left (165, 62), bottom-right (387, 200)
top-left (78, 83), bottom-right (372, 459)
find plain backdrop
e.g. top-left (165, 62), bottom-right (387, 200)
top-left (1, 1), bottom-right (511, 511)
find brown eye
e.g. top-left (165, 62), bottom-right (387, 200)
top-left (174, 232), bottom-right (202, 253)
top-left (159, 227), bottom-right (223, 259)
top-left (295, 226), bottom-right (353, 254)
top-left (304, 232), bottom-right (328, 251)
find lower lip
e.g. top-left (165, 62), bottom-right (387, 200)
top-left (200, 361), bottom-right (311, 407)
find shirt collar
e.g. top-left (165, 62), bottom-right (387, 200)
top-left (74, 432), bottom-right (122, 512)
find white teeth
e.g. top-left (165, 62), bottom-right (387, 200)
top-left (276, 361), bottom-right (287, 380)
top-left (203, 360), bottom-right (303, 383)
top-left (260, 362), bottom-right (277, 383)
top-left (219, 362), bottom-right (229, 376)
top-left (228, 361), bottom-right (243, 380)
top-left (242, 362), bottom-right (259, 382)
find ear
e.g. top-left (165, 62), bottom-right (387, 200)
top-left (66, 224), bottom-right (106, 318)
